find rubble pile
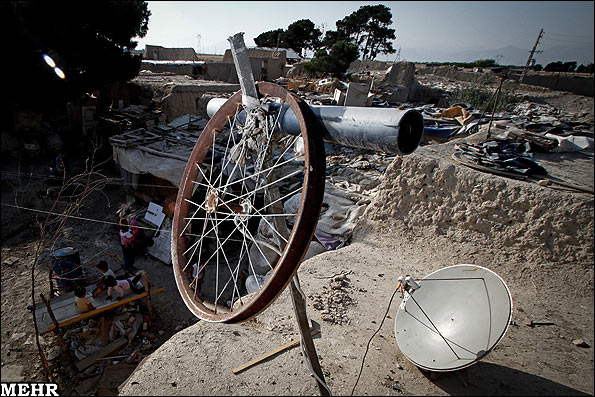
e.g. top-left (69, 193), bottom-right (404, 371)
top-left (309, 273), bottom-right (355, 325)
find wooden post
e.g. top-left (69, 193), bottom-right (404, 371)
top-left (39, 293), bottom-right (67, 352)
top-left (228, 32), bottom-right (329, 395)
top-left (142, 273), bottom-right (154, 320)
top-left (265, 172), bottom-right (330, 396)
top-left (289, 276), bottom-right (330, 396)
top-left (100, 317), bottom-right (110, 346)
top-left (48, 269), bottom-right (55, 298)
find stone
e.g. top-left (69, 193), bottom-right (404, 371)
top-left (11, 332), bottom-right (26, 341)
top-left (572, 339), bottom-right (590, 348)
top-left (47, 345), bottom-right (61, 361)
top-left (1, 365), bottom-right (25, 382)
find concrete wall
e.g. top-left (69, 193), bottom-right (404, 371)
top-left (222, 48), bottom-right (287, 65)
top-left (141, 62), bottom-right (238, 83)
top-left (140, 57), bottom-right (284, 83)
top-left (507, 73), bottom-right (594, 97)
top-left (347, 59), bottom-right (392, 73)
top-left (424, 65), bottom-right (594, 97)
top-left (145, 45), bottom-right (197, 61)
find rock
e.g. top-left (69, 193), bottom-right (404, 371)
top-left (572, 339), bottom-right (590, 348)
top-left (11, 332), bottom-right (26, 341)
top-left (158, 330), bottom-right (165, 336)
top-left (1, 365), bottom-right (25, 382)
top-left (47, 346), bottom-right (61, 361)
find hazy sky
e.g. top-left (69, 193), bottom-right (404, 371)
top-left (134, 1), bottom-right (594, 65)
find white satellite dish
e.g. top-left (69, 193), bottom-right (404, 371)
top-left (394, 264), bottom-right (513, 372)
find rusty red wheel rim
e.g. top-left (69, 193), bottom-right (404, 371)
top-left (172, 82), bottom-right (325, 323)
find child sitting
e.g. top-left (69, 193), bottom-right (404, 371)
top-left (96, 260), bottom-right (116, 280)
top-left (74, 285), bottom-right (95, 313)
top-left (104, 274), bottom-right (145, 301)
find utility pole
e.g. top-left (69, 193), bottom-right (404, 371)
top-left (520, 28), bottom-right (544, 83)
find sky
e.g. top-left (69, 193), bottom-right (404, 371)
top-left (134, 1), bottom-right (594, 66)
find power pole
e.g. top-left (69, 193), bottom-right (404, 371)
top-left (520, 28), bottom-right (544, 83)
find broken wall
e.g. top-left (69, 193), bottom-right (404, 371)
top-left (364, 152), bottom-right (594, 267)
top-left (144, 45), bottom-right (197, 61)
top-left (348, 59), bottom-right (392, 73)
top-left (160, 84), bottom-right (240, 121)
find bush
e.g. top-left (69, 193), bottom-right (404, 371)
top-left (451, 87), bottom-right (520, 112)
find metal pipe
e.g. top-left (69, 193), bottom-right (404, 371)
top-left (207, 98), bottom-right (424, 155)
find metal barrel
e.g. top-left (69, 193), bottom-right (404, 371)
top-left (207, 98), bottom-right (425, 155)
top-left (51, 247), bottom-right (82, 291)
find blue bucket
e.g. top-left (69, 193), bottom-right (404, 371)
top-left (51, 247), bottom-right (82, 291)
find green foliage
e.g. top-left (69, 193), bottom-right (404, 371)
top-left (254, 29), bottom-right (287, 48)
top-left (304, 40), bottom-right (359, 77)
top-left (336, 4), bottom-right (396, 60)
top-left (576, 63), bottom-right (594, 73)
top-left (474, 59), bottom-right (497, 67)
top-left (2, 1), bottom-right (151, 108)
top-left (254, 20), bottom-right (322, 57)
top-left (451, 87), bottom-right (520, 112)
top-left (426, 59), bottom-right (503, 68)
top-left (544, 61), bottom-right (578, 72)
top-left (285, 19), bottom-right (322, 56)
top-left (533, 64), bottom-right (543, 71)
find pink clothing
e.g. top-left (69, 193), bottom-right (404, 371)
top-left (119, 220), bottom-right (139, 246)
top-left (108, 279), bottom-right (130, 298)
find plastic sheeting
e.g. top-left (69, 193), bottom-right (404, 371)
top-left (113, 146), bottom-right (187, 187)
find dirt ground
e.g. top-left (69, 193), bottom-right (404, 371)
top-left (1, 82), bottom-right (593, 396)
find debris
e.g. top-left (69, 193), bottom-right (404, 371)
top-left (47, 345), bottom-right (62, 361)
top-left (572, 339), bottom-right (590, 348)
top-left (526, 320), bottom-right (556, 328)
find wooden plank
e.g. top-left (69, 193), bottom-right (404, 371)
top-left (40, 293), bottom-right (66, 351)
top-left (75, 314), bottom-right (143, 371)
top-left (232, 329), bottom-right (320, 375)
top-left (41, 287), bottom-right (165, 334)
top-left (75, 337), bottom-right (128, 371)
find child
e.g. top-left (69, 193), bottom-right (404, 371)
top-left (74, 285), bottom-right (95, 313)
top-left (104, 274), bottom-right (145, 301)
top-left (119, 218), bottom-right (139, 273)
top-left (96, 260), bottom-right (115, 279)
top-left (93, 260), bottom-right (121, 298)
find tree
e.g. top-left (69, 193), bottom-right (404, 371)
top-left (254, 28), bottom-right (287, 48)
top-left (304, 40), bottom-right (359, 77)
top-left (336, 4), bottom-right (396, 60)
top-left (544, 61), bottom-right (578, 72)
top-left (2, 1), bottom-right (150, 108)
top-left (576, 63), bottom-right (594, 73)
top-left (285, 19), bottom-right (322, 56)
top-left (474, 59), bottom-right (497, 67)
top-left (254, 20), bottom-right (321, 57)
top-left (533, 64), bottom-right (543, 71)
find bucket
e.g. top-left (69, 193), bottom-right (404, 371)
top-left (51, 247), bottom-right (82, 291)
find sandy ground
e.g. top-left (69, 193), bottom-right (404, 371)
top-left (119, 143), bottom-right (594, 396)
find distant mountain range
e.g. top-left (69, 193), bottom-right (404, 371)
top-left (389, 44), bottom-right (594, 66)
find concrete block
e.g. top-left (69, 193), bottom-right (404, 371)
top-left (333, 89), bottom-right (346, 106)
top-left (344, 82), bottom-right (371, 107)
